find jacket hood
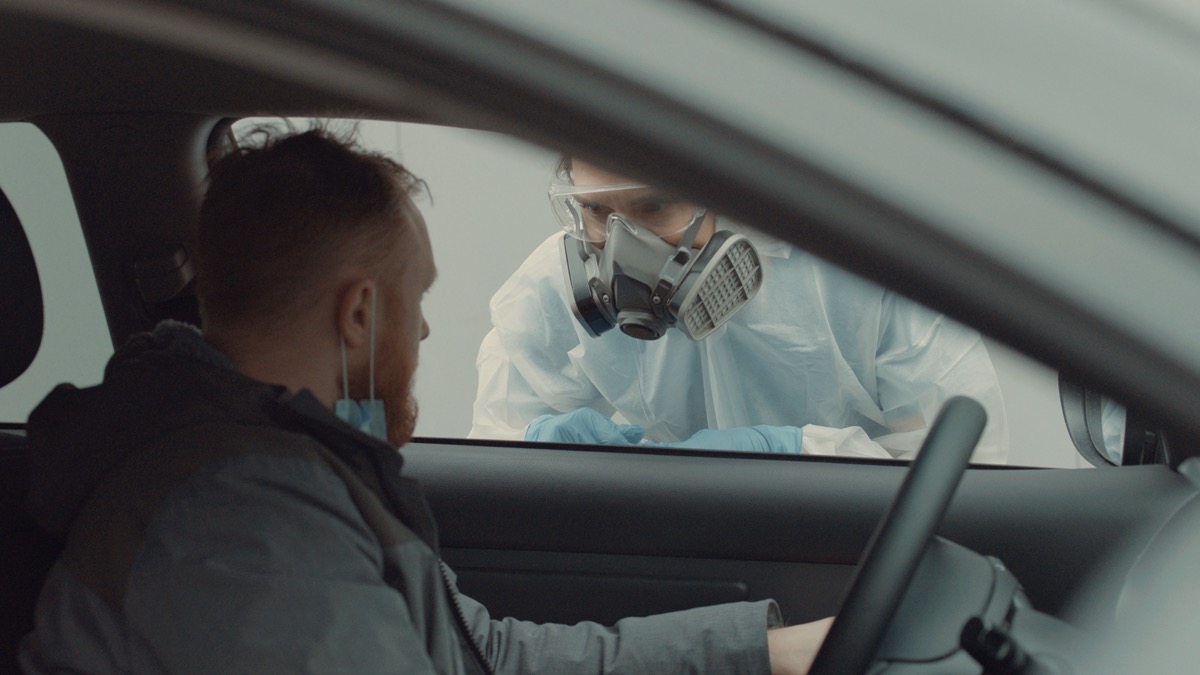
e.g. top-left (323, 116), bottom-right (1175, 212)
top-left (24, 321), bottom-right (438, 551)
top-left (24, 322), bottom-right (286, 536)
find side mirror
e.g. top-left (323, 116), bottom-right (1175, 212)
top-left (1058, 374), bottom-right (1170, 467)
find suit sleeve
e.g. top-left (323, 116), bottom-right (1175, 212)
top-left (122, 453), bottom-right (444, 673)
top-left (870, 294), bottom-right (1009, 463)
top-left (469, 236), bottom-right (614, 440)
top-left (448, 566), bottom-right (780, 674)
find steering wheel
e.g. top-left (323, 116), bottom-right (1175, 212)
top-left (808, 397), bottom-right (988, 675)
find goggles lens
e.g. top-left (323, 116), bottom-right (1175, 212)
top-left (549, 177), bottom-right (704, 243)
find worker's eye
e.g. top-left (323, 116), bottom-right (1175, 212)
top-left (633, 201), bottom-right (667, 215)
top-left (577, 201), bottom-right (612, 221)
top-left (630, 199), bottom-right (690, 229)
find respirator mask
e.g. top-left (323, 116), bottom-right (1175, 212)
top-left (550, 173), bottom-right (763, 341)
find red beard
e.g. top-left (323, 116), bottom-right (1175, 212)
top-left (374, 323), bottom-right (419, 447)
top-left (384, 383), bottom-right (418, 447)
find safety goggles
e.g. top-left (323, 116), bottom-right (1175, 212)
top-left (548, 176), bottom-right (707, 244)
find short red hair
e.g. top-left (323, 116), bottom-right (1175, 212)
top-left (195, 124), bottom-right (425, 332)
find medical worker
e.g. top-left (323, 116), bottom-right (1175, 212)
top-left (470, 159), bottom-right (1008, 462)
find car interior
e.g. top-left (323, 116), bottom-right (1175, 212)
top-left (2, 3), bottom-right (1200, 673)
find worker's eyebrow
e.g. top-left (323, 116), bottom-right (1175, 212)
top-left (624, 190), bottom-right (678, 207)
top-left (576, 188), bottom-right (675, 209)
top-left (574, 196), bottom-right (610, 209)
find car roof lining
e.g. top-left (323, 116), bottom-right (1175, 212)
top-left (0, 12), bottom-right (443, 125)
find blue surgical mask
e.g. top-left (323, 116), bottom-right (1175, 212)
top-left (335, 290), bottom-right (388, 441)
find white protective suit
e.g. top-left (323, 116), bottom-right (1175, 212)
top-left (471, 226), bottom-right (1009, 463)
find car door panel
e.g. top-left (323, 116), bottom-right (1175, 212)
top-left (405, 441), bottom-right (1197, 626)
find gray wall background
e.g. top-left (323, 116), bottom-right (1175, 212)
top-left (0, 120), bottom-right (1084, 468)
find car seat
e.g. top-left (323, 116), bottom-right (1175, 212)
top-left (0, 185), bottom-right (63, 673)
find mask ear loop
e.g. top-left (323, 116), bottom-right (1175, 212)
top-left (368, 288), bottom-right (377, 404)
top-left (339, 287), bottom-right (378, 404)
top-left (340, 338), bottom-right (350, 403)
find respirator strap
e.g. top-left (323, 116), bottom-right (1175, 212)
top-left (561, 233), bottom-right (616, 337)
top-left (650, 209), bottom-right (707, 323)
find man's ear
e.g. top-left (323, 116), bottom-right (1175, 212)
top-left (336, 278), bottom-right (376, 349)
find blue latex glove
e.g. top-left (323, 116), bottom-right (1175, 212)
top-left (644, 425), bottom-right (805, 454)
top-left (525, 408), bottom-right (647, 445)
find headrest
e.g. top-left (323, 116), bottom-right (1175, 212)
top-left (0, 188), bottom-right (43, 388)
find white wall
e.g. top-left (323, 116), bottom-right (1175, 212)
top-left (378, 121), bottom-right (558, 440)
top-left (0, 119), bottom-right (1085, 467)
top-left (986, 339), bottom-right (1083, 468)
top-left (0, 123), bottom-right (111, 421)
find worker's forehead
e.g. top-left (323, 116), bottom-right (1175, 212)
top-left (570, 161), bottom-right (636, 187)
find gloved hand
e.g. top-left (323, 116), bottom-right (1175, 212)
top-left (644, 425), bottom-right (805, 454)
top-left (524, 408), bottom-right (647, 445)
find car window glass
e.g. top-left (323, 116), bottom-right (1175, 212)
top-left (0, 123), bottom-right (111, 424)
top-left (231, 117), bottom-right (1085, 468)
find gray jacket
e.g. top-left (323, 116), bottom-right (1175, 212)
top-left (20, 323), bottom-right (779, 673)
